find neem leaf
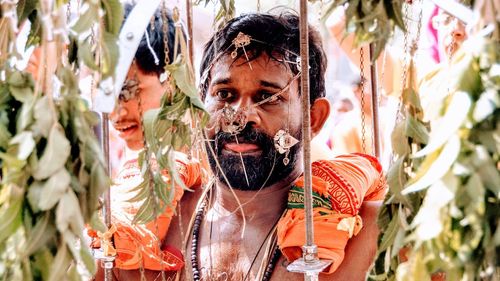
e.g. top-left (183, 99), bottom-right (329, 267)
top-left (470, 146), bottom-right (500, 197)
top-left (27, 181), bottom-right (43, 212)
top-left (78, 41), bottom-right (98, 71)
top-left (402, 135), bottom-right (461, 195)
top-left (391, 121), bottom-right (409, 156)
top-left (378, 208), bottom-right (400, 254)
top-left (80, 246), bottom-right (96, 275)
top-left (56, 190), bottom-right (84, 234)
top-left (132, 196), bottom-right (155, 224)
top-left (16, 98), bottom-right (35, 132)
top-left (48, 245), bottom-right (71, 281)
top-left (404, 116), bottom-right (429, 145)
top-left (70, 4), bottom-right (98, 34)
top-left (413, 91), bottom-right (471, 158)
top-left (17, 0), bottom-right (37, 23)
top-left (9, 131), bottom-right (35, 160)
top-left (168, 62), bottom-right (205, 110)
top-left (32, 248), bottom-right (54, 281)
top-left (89, 162), bottom-right (109, 212)
top-left (38, 168), bottom-right (71, 210)
top-left (8, 71), bottom-right (32, 89)
top-left (33, 124), bottom-right (71, 180)
top-left (24, 213), bottom-right (56, 257)
top-left (32, 96), bottom-right (54, 137)
top-left (102, 0), bottom-right (123, 35)
top-left (0, 184), bottom-right (23, 244)
top-left (89, 212), bottom-right (106, 233)
top-left (386, 157), bottom-right (410, 206)
top-left (100, 31), bottom-right (119, 77)
top-left (9, 85), bottom-right (33, 103)
top-left (0, 120), bottom-right (11, 149)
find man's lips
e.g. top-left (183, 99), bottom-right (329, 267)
top-left (224, 142), bottom-right (260, 153)
top-left (113, 123), bottom-right (139, 138)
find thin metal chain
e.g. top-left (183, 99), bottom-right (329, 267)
top-left (318, 0), bottom-right (323, 24)
top-left (132, 63), bottom-right (156, 281)
top-left (136, 73), bottom-right (167, 281)
top-left (413, 0), bottom-right (424, 54)
top-left (156, 3), bottom-right (172, 279)
top-left (359, 47), bottom-right (367, 154)
top-left (66, 0), bottom-right (71, 22)
top-left (396, 1), bottom-right (411, 123)
top-left (162, 1), bottom-right (170, 68)
top-left (389, 1), bottom-right (411, 165)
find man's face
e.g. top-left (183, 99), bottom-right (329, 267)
top-left (204, 54), bottom-right (302, 191)
top-left (434, 10), bottom-right (468, 60)
top-left (110, 64), bottom-right (167, 150)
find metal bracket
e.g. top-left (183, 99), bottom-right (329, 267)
top-left (93, 0), bottom-right (163, 113)
top-left (430, 0), bottom-right (476, 26)
top-left (287, 245), bottom-right (332, 281)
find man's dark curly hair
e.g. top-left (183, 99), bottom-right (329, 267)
top-left (199, 12), bottom-right (327, 104)
top-left (123, 3), bottom-right (177, 77)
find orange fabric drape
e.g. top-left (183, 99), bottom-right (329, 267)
top-left (277, 153), bottom-right (386, 274)
top-left (89, 154), bottom-right (201, 271)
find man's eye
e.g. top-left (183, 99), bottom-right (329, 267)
top-left (216, 90), bottom-right (233, 100)
top-left (260, 92), bottom-right (280, 104)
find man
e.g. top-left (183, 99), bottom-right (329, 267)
top-left (420, 5), bottom-right (469, 123)
top-left (173, 13), bottom-right (386, 281)
top-left (91, 3), bottom-right (202, 280)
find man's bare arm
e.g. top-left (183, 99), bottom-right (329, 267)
top-left (327, 201), bottom-right (382, 281)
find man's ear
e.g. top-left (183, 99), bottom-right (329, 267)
top-left (310, 98), bottom-right (330, 137)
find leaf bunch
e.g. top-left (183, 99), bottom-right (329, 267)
top-left (370, 35), bottom-right (499, 280)
top-left (0, 69), bottom-right (108, 281)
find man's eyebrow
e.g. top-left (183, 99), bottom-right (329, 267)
top-left (260, 80), bottom-right (285, 90)
top-left (211, 77), bottom-right (231, 86)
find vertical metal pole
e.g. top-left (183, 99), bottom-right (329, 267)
top-left (287, 3), bottom-right (330, 279)
top-left (101, 112), bottom-right (113, 281)
top-left (185, 0), bottom-right (194, 66)
top-left (368, 44), bottom-right (381, 160)
top-left (299, 0), bottom-right (314, 250)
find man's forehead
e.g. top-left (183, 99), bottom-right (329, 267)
top-left (209, 53), bottom-right (294, 80)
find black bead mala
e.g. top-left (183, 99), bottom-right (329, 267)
top-left (190, 199), bottom-right (281, 281)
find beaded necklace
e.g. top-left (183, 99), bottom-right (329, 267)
top-left (189, 189), bottom-right (282, 281)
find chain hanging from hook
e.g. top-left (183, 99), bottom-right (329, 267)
top-left (359, 47), bottom-right (367, 154)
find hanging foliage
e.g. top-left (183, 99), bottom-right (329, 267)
top-left (130, 6), bottom-right (208, 224)
top-left (318, 0), bottom-right (406, 59)
top-left (194, 0), bottom-right (235, 30)
top-left (0, 0), bottom-right (121, 280)
top-left (369, 30), bottom-right (499, 280)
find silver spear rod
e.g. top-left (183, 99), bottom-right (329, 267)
top-left (368, 44), bottom-right (381, 160)
top-left (286, 0), bottom-right (331, 280)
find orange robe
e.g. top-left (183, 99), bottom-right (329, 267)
top-left (277, 153), bottom-right (386, 274)
top-left (89, 153), bottom-right (201, 271)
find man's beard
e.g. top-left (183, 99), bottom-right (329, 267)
top-left (206, 126), bottom-right (301, 191)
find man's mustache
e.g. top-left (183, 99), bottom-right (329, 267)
top-left (214, 126), bottom-right (273, 149)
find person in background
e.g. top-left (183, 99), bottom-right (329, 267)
top-left (90, 3), bottom-right (202, 280)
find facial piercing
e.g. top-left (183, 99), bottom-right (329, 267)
top-left (217, 103), bottom-right (248, 135)
top-left (274, 129), bottom-right (299, 165)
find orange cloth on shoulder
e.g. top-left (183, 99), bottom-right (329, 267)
top-left (277, 153), bottom-right (386, 274)
top-left (89, 153), bottom-right (201, 271)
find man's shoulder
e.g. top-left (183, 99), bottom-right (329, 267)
top-left (163, 182), bottom-right (205, 248)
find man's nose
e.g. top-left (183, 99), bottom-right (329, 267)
top-left (451, 20), bottom-right (466, 41)
top-left (235, 98), bottom-right (261, 126)
top-left (110, 102), bottom-right (128, 122)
